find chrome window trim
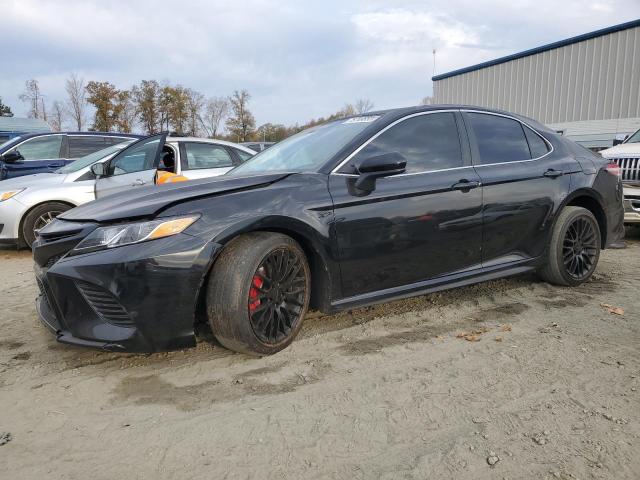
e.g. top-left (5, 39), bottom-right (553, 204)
top-left (460, 109), bottom-right (554, 165)
top-left (332, 165), bottom-right (474, 179)
top-left (330, 108), bottom-right (554, 175)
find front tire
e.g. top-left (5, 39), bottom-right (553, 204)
top-left (21, 202), bottom-right (72, 248)
top-left (538, 206), bottom-right (601, 286)
top-left (206, 232), bottom-right (311, 355)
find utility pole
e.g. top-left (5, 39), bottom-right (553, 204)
top-left (432, 49), bottom-right (437, 102)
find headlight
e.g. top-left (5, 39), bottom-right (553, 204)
top-left (0, 188), bottom-right (25, 201)
top-left (72, 215), bottom-right (199, 253)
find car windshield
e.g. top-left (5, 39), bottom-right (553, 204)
top-left (56, 140), bottom-right (135, 174)
top-left (625, 128), bottom-right (640, 144)
top-left (0, 136), bottom-right (23, 150)
top-left (228, 116), bottom-right (381, 175)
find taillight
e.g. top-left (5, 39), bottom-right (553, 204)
top-left (605, 161), bottom-right (621, 177)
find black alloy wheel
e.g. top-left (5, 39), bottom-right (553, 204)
top-left (538, 206), bottom-right (601, 286)
top-left (248, 249), bottom-right (307, 344)
top-left (207, 232), bottom-right (311, 355)
top-left (562, 217), bottom-right (598, 280)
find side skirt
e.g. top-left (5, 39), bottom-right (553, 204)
top-left (330, 258), bottom-right (541, 312)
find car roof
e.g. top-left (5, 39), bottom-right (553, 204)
top-left (7, 131), bottom-right (142, 140)
top-left (347, 104), bottom-right (554, 134)
top-left (166, 137), bottom-right (256, 153)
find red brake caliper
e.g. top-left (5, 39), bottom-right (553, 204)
top-left (248, 275), bottom-right (263, 313)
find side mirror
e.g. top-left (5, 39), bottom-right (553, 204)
top-left (354, 152), bottom-right (406, 193)
top-left (2, 150), bottom-right (24, 163)
top-left (91, 162), bottom-right (107, 177)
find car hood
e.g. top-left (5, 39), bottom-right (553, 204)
top-left (600, 143), bottom-right (640, 158)
top-left (0, 172), bottom-right (67, 190)
top-left (59, 172), bottom-right (293, 222)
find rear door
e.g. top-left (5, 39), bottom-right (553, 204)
top-left (178, 141), bottom-right (236, 179)
top-left (3, 135), bottom-right (65, 178)
top-left (462, 111), bottom-right (579, 266)
top-left (67, 135), bottom-right (110, 163)
top-left (330, 111), bottom-right (483, 298)
top-left (95, 134), bottom-right (166, 198)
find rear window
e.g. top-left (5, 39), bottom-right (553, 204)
top-left (523, 127), bottom-right (550, 158)
top-left (68, 136), bottom-right (108, 158)
top-left (467, 113), bottom-right (531, 164)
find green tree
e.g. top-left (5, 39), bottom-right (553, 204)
top-left (226, 90), bottom-right (255, 142)
top-left (256, 123), bottom-right (288, 142)
top-left (85, 81), bottom-right (119, 131)
top-left (113, 90), bottom-right (136, 133)
top-left (167, 85), bottom-right (189, 135)
top-left (0, 97), bottom-right (13, 117)
top-left (131, 80), bottom-right (161, 134)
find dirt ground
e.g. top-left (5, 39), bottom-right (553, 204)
top-left (0, 230), bottom-right (639, 480)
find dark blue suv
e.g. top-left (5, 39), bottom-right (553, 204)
top-left (0, 132), bottom-right (142, 180)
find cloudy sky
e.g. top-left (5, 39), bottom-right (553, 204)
top-left (2, 0), bottom-right (639, 129)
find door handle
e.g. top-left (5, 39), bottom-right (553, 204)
top-left (47, 163), bottom-right (63, 168)
top-left (132, 179), bottom-right (146, 186)
top-left (451, 179), bottom-right (481, 191)
top-left (543, 169), bottom-right (563, 178)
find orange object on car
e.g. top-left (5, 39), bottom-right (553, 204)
top-left (156, 171), bottom-right (188, 185)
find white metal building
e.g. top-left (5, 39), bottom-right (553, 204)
top-left (432, 19), bottom-right (640, 150)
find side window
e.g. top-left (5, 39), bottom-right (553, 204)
top-left (234, 149), bottom-right (254, 163)
top-left (68, 136), bottom-right (107, 158)
top-left (108, 137), bottom-right (161, 176)
top-left (105, 136), bottom-right (132, 146)
top-left (12, 136), bottom-right (63, 160)
top-left (346, 112), bottom-right (463, 174)
top-left (523, 127), bottom-right (550, 158)
top-left (467, 113), bottom-right (531, 164)
top-left (183, 143), bottom-right (233, 170)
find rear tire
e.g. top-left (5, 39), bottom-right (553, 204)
top-left (538, 206), bottom-right (601, 286)
top-left (21, 202), bottom-right (72, 248)
top-left (206, 232), bottom-right (311, 355)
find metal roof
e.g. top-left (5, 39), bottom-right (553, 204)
top-left (0, 116), bottom-right (51, 133)
top-left (432, 18), bottom-right (640, 81)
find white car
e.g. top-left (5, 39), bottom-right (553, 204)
top-left (600, 128), bottom-right (640, 224)
top-left (0, 135), bottom-right (255, 247)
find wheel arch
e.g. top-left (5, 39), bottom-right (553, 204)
top-left (561, 188), bottom-right (607, 248)
top-left (17, 199), bottom-right (77, 243)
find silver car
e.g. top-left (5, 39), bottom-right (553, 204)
top-left (0, 135), bottom-right (255, 247)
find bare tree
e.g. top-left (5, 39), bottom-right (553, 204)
top-left (226, 90), bottom-right (255, 142)
top-left (65, 73), bottom-right (87, 130)
top-left (420, 96), bottom-right (435, 105)
top-left (354, 98), bottom-right (375, 114)
top-left (185, 88), bottom-right (205, 136)
top-left (40, 97), bottom-right (47, 122)
top-left (201, 97), bottom-right (228, 138)
top-left (49, 101), bottom-right (65, 132)
top-left (19, 79), bottom-right (44, 119)
top-left (338, 103), bottom-right (356, 117)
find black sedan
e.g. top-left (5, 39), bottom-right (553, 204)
top-left (33, 105), bottom-right (625, 355)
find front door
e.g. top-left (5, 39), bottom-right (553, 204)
top-left (95, 134), bottom-right (166, 198)
top-left (4, 135), bottom-right (65, 178)
top-left (330, 111), bottom-right (483, 298)
top-left (462, 111), bottom-right (579, 266)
